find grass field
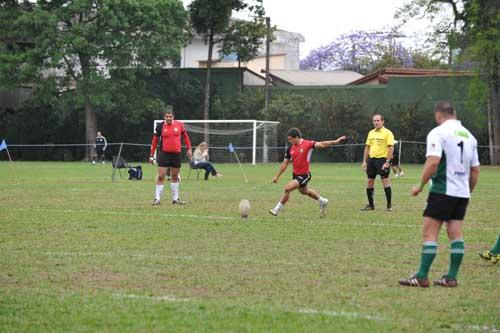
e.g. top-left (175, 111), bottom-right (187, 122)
top-left (0, 161), bottom-right (499, 332)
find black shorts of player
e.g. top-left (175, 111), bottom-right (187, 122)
top-left (423, 192), bottom-right (469, 221)
top-left (293, 172), bottom-right (311, 188)
top-left (366, 157), bottom-right (390, 179)
top-left (95, 147), bottom-right (105, 156)
top-left (157, 151), bottom-right (182, 168)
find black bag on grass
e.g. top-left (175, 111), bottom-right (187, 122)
top-left (128, 165), bottom-right (143, 180)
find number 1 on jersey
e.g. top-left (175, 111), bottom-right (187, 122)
top-left (457, 141), bottom-right (464, 164)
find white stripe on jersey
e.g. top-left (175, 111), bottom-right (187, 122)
top-left (307, 148), bottom-right (313, 162)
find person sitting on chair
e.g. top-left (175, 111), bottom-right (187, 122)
top-left (192, 142), bottom-right (222, 180)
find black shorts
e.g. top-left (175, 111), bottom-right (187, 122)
top-left (423, 193), bottom-right (469, 221)
top-left (293, 172), bottom-right (311, 188)
top-left (95, 147), bottom-right (105, 156)
top-left (157, 151), bottom-right (181, 168)
top-left (366, 158), bottom-right (390, 179)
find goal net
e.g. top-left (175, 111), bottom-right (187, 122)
top-left (153, 120), bottom-right (280, 164)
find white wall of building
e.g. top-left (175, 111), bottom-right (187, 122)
top-left (180, 29), bottom-right (304, 71)
top-left (181, 38), bottom-right (223, 68)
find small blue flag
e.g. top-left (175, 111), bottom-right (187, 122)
top-left (228, 143), bottom-right (235, 153)
top-left (0, 139), bottom-right (7, 152)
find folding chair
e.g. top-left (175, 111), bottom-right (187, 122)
top-left (112, 155), bottom-right (128, 179)
top-left (186, 159), bottom-right (201, 180)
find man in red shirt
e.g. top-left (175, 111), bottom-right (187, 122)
top-left (270, 128), bottom-right (346, 218)
top-left (150, 110), bottom-right (192, 205)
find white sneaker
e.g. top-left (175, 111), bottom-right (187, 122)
top-left (399, 171), bottom-right (405, 177)
top-left (394, 173), bottom-right (400, 178)
top-left (92, 161), bottom-right (96, 165)
top-left (269, 208), bottom-right (279, 216)
top-left (319, 198), bottom-right (329, 218)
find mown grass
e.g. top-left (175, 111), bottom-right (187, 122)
top-left (0, 161), bottom-right (499, 332)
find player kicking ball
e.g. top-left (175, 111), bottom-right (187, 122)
top-left (269, 128), bottom-right (346, 218)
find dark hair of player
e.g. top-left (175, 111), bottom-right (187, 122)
top-left (434, 101), bottom-right (455, 115)
top-left (287, 128), bottom-right (302, 138)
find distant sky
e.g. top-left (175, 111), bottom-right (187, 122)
top-left (181, 0), bottom-right (433, 59)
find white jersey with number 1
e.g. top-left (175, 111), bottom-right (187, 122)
top-left (426, 119), bottom-right (480, 198)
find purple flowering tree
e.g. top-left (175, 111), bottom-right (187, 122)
top-left (300, 31), bottom-right (414, 74)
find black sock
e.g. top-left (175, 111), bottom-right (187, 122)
top-left (384, 187), bottom-right (392, 206)
top-left (367, 188), bottom-right (374, 207)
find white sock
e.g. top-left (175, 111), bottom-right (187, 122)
top-left (155, 185), bottom-right (164, 200)
top-left (273, 202), bottom-right (284, 212)
top-left (171, 182), bottom-right (179, 201)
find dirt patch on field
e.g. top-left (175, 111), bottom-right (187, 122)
top-left (71, 271), bottom-right (125, 288)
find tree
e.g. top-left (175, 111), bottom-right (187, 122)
top-left (300, 30), bottom-right (415, 74)
top-left (221, 18), bottom-right (267, 91)
top-left (0, 0), bottom-right (188, 159)
top-left (188, 0), bottom-right (265, 136)
top-left (396, 0), bottom-right (500, 163)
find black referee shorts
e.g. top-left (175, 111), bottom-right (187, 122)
top-left (293, 172), bottom-right (311, 188)
top-left (157, 151), bottom-right (182, 168)
top-left (366, 157), bottom-right (390, 179)
top-left (423, 193), bottom-right (469, 221)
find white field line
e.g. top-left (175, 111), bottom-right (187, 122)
top-left (42, 251), bottom-right (304, 266)
top-left (44, 252), bottom-right (193, 260)
top-left (111, 293), bottom-right (383, 322)
top-left (465, 325), bottom-right (500, 333)
top-left (296, 308), bottom-right (384, 322)
top-left (113, 293), bottom-right (190, 302)
top-left (14, 207), bottom-right (499, 230)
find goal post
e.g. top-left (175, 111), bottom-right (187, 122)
top-left (152, 119), bottom-right (280, 165)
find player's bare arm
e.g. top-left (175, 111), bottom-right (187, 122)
top-left (149, 132), bottom-right (159, 164)
top-left (272, 159), bottom-right (289, 183)
top-left (314, 135), bottom-right (347, 149)
top-left (469, 166), bottom-right (480, 192)
top-left (410, 155), bottom-right (440, 196)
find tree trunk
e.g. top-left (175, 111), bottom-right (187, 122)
top-left (238, 59), bottom-right (243, 93)
top-left (203, 32), bottom-right (214, 143)
top-left (488, 81), bottom-right (500, 165)
top-left (85, 95), bottom-right (97, 161)
top-left (80, 53), bottom-right (97, 161)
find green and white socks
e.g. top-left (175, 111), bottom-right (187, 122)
top-left (416, 241), bottom-right (438, 279)
top-left (415, 239), bottom-right (465, 280)
top-left (491, 234), bottom-right (500, 255)
top-left (447, 239), bottom-right (464, 280)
